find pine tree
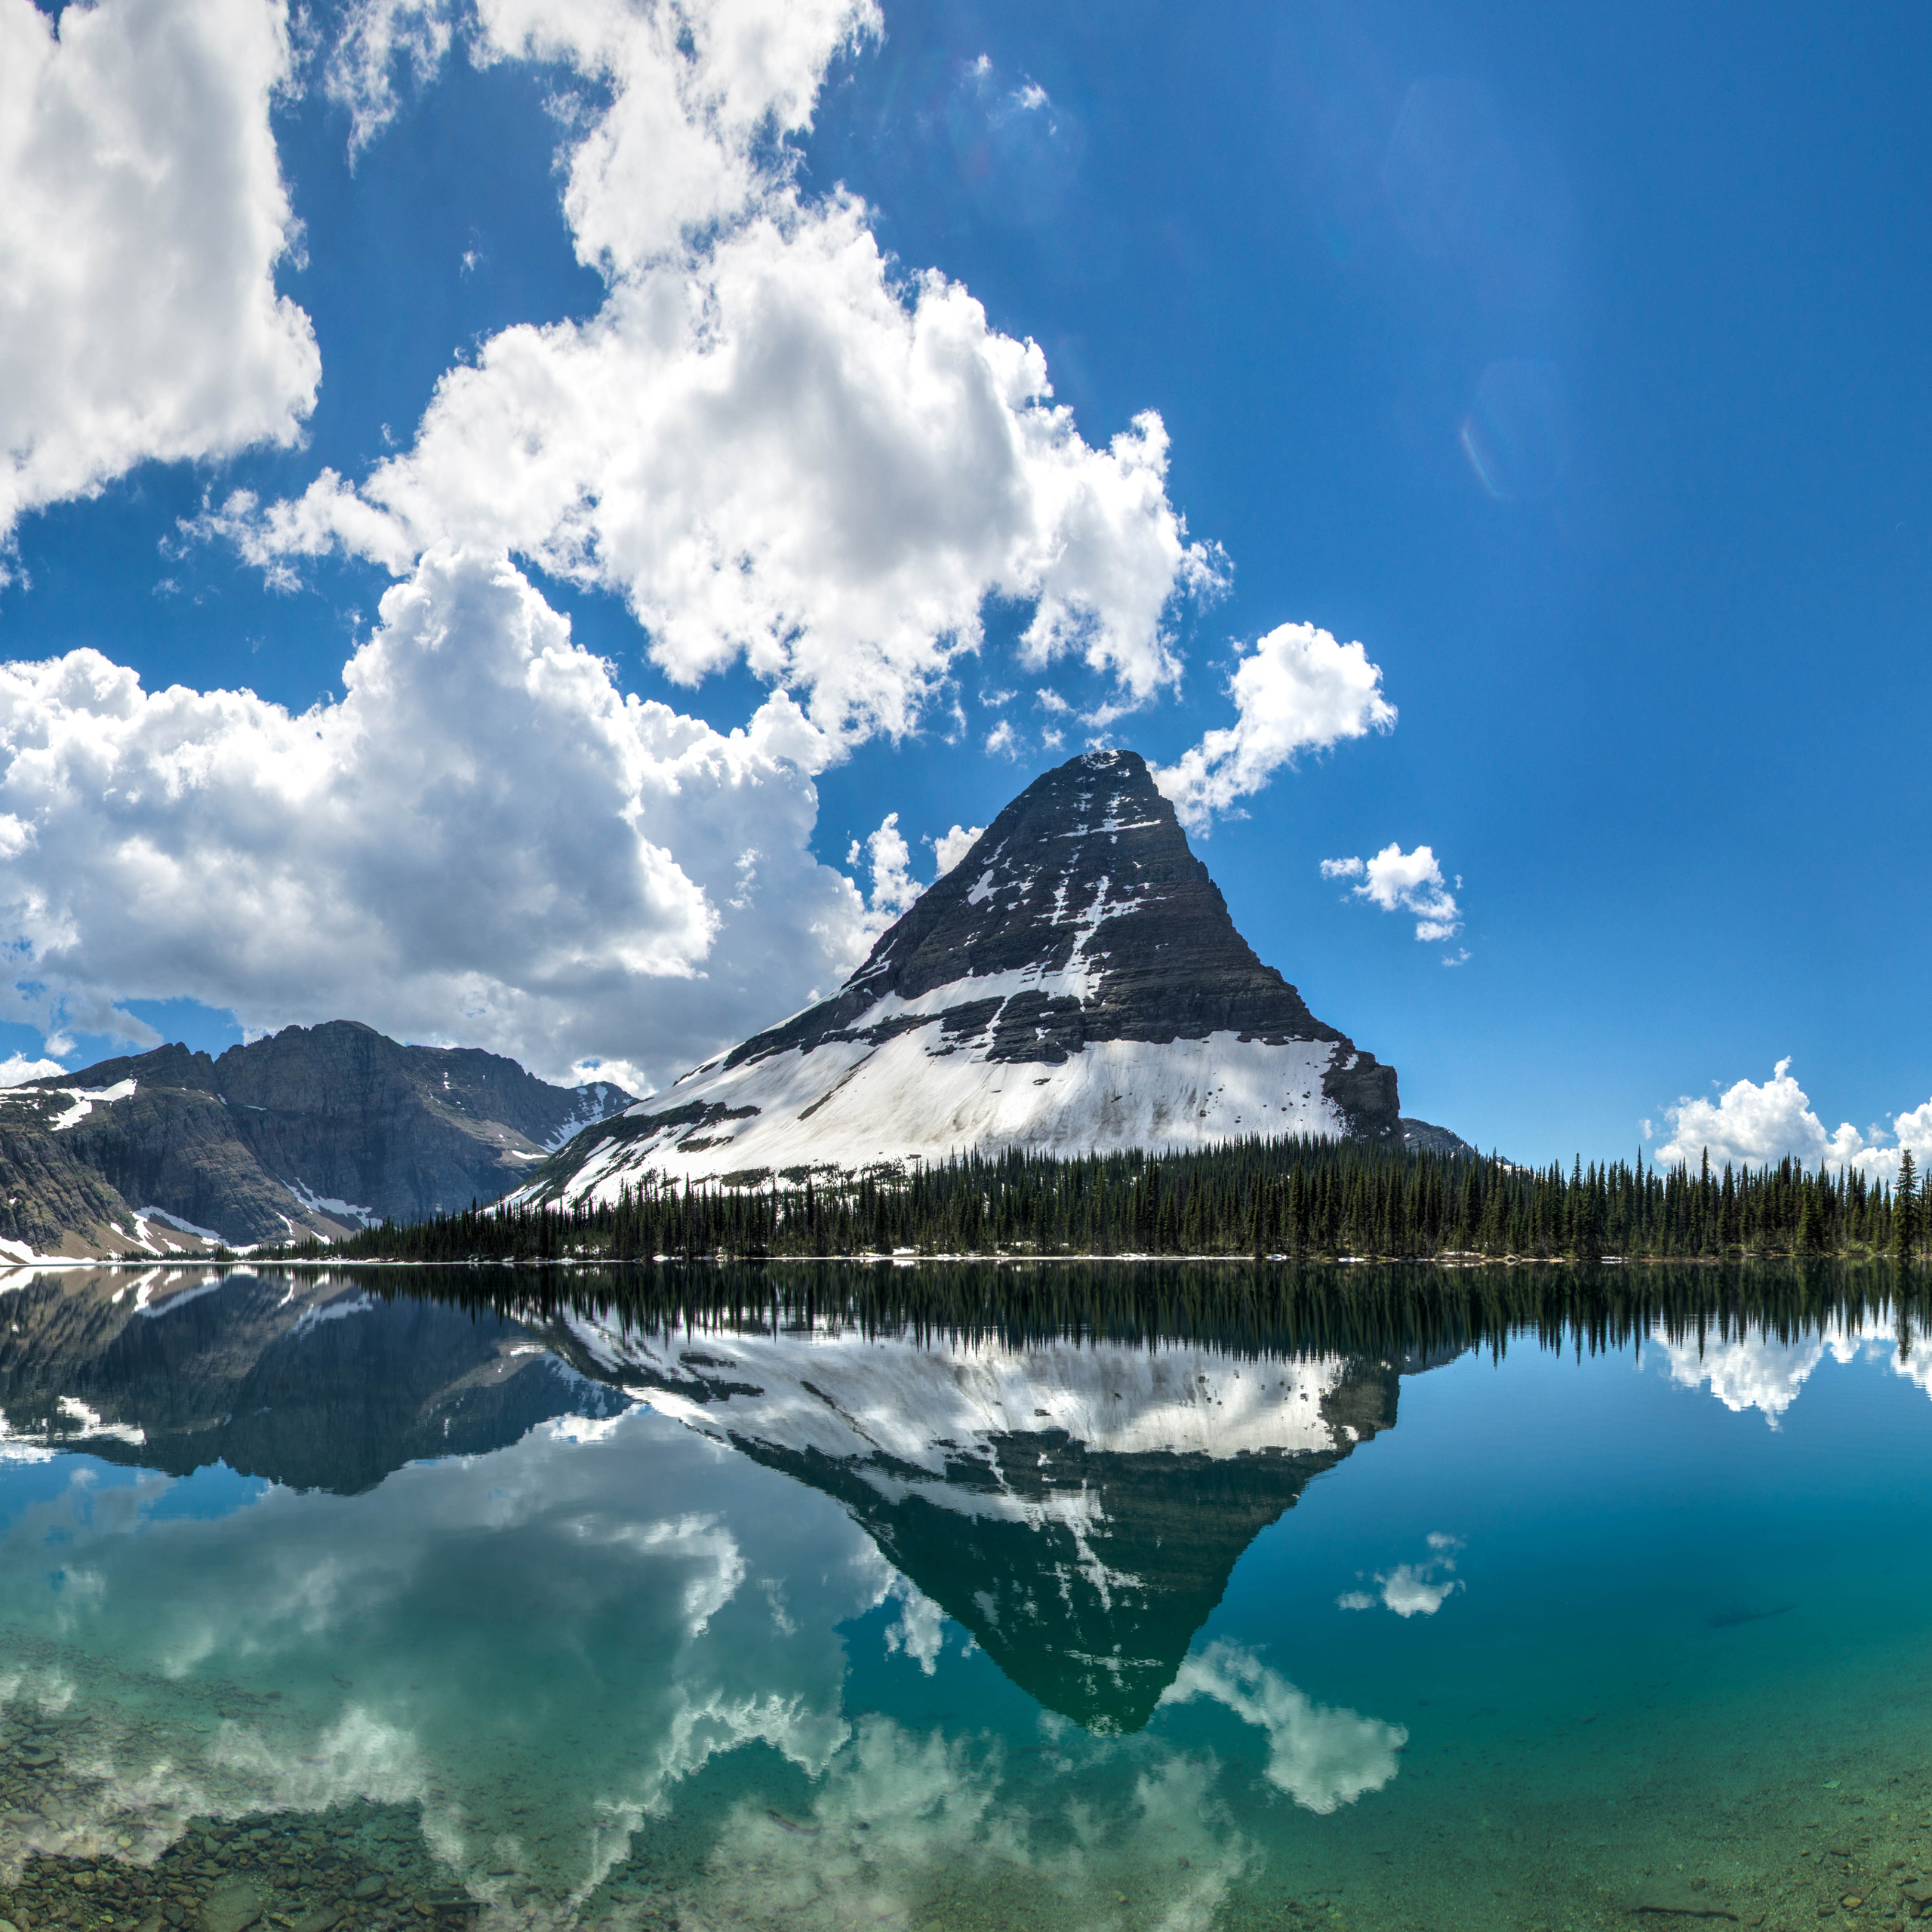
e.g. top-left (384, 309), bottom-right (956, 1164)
top-left (1896, 1150), bottom-right (1919, 1264)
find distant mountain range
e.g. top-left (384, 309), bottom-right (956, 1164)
top-left (518, 748), bottom-right (1457, 1206)
top-left (0, 1022), bottom-right (631, 1257)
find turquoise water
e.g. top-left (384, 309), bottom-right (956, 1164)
top-left (0, 1263), bottom-right (1929, 1932)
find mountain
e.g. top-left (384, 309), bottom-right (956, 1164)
top-left (0, 1022), bottom-right (632, 1253)
top-left (519, 748), bottom-right (1400, 1201)
top-left (1402, 1117), bottom-right (1478, 1159)
top-left (550, 1309), bottom-right (1442, 1731)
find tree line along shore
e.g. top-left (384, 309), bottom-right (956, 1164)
top-left (250, 1135), bottom-right (1932, 1265)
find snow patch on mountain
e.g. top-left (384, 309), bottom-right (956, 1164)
top-left (562, 1031), bottom-right (1347, 1195)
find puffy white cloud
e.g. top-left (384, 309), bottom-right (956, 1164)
top-left (0, 0), bottom-right (318, 543)
top-left (1652, 1059), bottom-right (1878, 1174)
top-left (881, 1575), bottom-right (945, 1675)
top-left (1647, 1060), bottom-right (1932, 1186)
top-left (0, 1054), bottom-right (66, 1088)
top-left (848, 812), bottom-right (921, 922)
top-left (1320, 842), bottom-right (1463, 945)
top-left (1159, 1640), bottom-right (1406, 1814)
top-left (219, 0), bottom-right (1223, 748)
top-left (930, 824), bottom-right (984, 875)
top-left (475, 0), bottom-right (882, 271)
top-left (227, 198), bottom-right (1220, 745)
top-left (1152, 623), bottom-right (1395, 832)
top-left (0, 548), bottom-right (875, 1089)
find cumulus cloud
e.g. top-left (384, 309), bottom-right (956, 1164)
top-left (0, 0), bottom-right (318, 545)
top-left (1652, 1059), bottom-right (1884, 1174)
top-left (931, 824), bottom-right (985, 875)
top-left (1320, 843), bottom-right (1463, 945)
top-left (0, 548), bottom-right (875, 1089)
top-left (217, 0), bottom-right (1222, 748)
top-left (1159, 1640), bottom-right (1406, 1814)
top-left (881, 1575), bottom-right (946, 1675)
top-left (848, 813), bottom-right (921, 923)
top-left (0, 1054), bottom-right (66, 1088)
top-left (1152, 623), bottom-right (1395, 832)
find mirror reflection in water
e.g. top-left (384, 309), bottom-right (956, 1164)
top-left (0, 1260), bottom-right (1927, 1932)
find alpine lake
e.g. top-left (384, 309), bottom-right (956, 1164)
top-left (0, 1260), bottom-right (1928, 1932)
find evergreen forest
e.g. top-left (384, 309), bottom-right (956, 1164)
top-left (272, 1133), bottom-right (1931, 1265)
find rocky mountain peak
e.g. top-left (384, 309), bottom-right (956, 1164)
top-left (734, 748), bottom-right (1351, 1072)
top-left (521, 748), bottom-right (1401, 1197)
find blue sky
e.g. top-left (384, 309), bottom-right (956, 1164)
top-left (2, 0), bottom-right (1929, 1170)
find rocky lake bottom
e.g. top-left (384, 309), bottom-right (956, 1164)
top-left (0, 1262), bottom-right (1926, 1932)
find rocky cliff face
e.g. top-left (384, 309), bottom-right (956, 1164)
top-left (522, 747), bottom-right (1401, 1198)
top-left (0, 1023), bottom-right (632, 1250)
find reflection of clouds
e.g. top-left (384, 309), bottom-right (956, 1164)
top-left (576, 1511), bottom-right (746, 1636)
top-left (1650, 1315), bottom-right (1919, 1428)
top-left (1158, 1640), bottom-right (1406, 1815)
top-left (0, 1400), bottom-right (1306, 1926)
top-left (881, 1575), bottom-right (946, 1676)
top-left (0, 1406), bottom-right (876, 1911)
top-left (1653, 1331), bottom-right (1825, 1425)
top-left (1337, 1532), bottom-right (1464, 1618)
top-left (685, 1716), bottom-right (1252, 1932)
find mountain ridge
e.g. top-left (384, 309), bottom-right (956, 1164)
top-left (518, 747), bottom-right (1403, 1202)
top-left (0, 1021), bottom-right (632, 1254)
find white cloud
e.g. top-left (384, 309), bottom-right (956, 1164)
top-left (217, 1), bottom-right (1220, 750)
top-left (985, 720), bottom-right (1019, 758)
top-left (478, 0), bottom-right (881, 272)
top-left (325, 0), bottom-right (455, 153)
top-left (0, 547), bottom-right (875, 1089)
top-left (1159, 1640), bottom-right (1406, 1814)
top-left (0, 0), bottom-right (318, 545)
top-left (930, 824), bottom-right (985, 875)
top-left (1378, 1563), bottom-right (1463, 1617)
top-left (1152, 623), bottom-right (1395, 832)
top-left (1320, 841), bottom-right (1463, 943)
top-left (851, 812), bottom-right (921, 921)
top-left (0, 1054), bottom-right (66, 1088)
top-left (1651, 1058), bottom-right (1932, 1184)
top-left (1653, 1059), bottom-right (1878, 1173)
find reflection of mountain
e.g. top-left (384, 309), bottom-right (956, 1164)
top-left (552, 1315), bottom-right (1440, 1731)
top-left (0, 1267), bottom-right (623, 1493)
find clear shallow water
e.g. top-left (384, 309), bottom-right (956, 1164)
top-left (0, 1264), bottom-right (1928, 1932)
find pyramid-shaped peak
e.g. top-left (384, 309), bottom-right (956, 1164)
top-left (519, 747), bottom-right (1401, 1195)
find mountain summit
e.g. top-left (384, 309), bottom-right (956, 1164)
top-left (524, 749), bottom-right (1399, 1200)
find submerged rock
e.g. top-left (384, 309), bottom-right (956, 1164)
top-left (198, 1878), bottom-right (261, 1932)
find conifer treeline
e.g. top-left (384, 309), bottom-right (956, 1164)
top-left (294, 1133), bottom-right (1921, 1264)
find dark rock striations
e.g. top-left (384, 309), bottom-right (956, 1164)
top-left (522, 746), bottom-right (1401, 1198)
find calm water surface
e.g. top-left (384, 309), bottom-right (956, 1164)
top-left (0, 1262), bottom-right (1928, 1932)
